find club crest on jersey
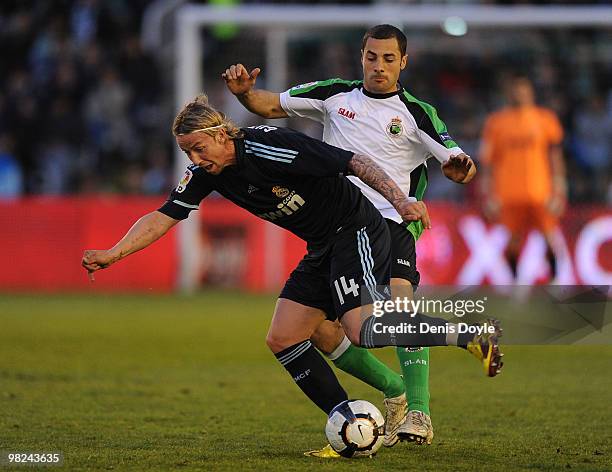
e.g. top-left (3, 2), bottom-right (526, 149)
top-left (272, 186), bottom-right (290, 198)
top-left (176, 169), bottom-right (193, 193)
top-left (387, 116), bottom-right (403, 137)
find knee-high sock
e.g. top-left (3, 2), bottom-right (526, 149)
top-left (275, 340), bottom-right (348, 414)
top-left (396, 347), bottom-right (430, 415)
top-left (327, 336), bottom-right (404, 399)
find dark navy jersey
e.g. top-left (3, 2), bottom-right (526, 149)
top-left (158, 126), bottom-right (379, 246)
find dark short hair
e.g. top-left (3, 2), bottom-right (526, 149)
top-left (509, 74), bottom-right (532, 85)
top-left (361, 24), bottom-right (407, 57)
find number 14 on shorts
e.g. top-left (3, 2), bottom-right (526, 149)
top-left (334, 276), bottom-right (359, 305)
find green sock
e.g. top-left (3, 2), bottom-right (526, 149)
top-left (396, 347), bottom-right (430, 415)
top-left (330, 337), bottom-right (404, 398)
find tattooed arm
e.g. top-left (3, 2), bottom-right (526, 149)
top-left (347, 153), bottom-right (431, 229)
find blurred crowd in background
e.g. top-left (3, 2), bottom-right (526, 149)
top-left (0, 0), bottom-right (170, 196)
top-left (0, 0), bottom-right (610, 204)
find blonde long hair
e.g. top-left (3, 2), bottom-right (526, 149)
top-left (172, 94), bottom-right (243, 139)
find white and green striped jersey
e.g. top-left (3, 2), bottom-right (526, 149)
top-left (280, 79), bottom-right (463, 238)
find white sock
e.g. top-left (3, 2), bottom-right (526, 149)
top-left (326, 335), bottom-right (352, 361)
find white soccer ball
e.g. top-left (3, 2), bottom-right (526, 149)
top-left (325, 399), bottom-right (385, 458)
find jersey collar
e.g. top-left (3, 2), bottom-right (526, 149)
top-left (361, 83), bottom-right (403, 99)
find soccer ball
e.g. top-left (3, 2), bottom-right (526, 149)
top-left (325, 399), bottom-right (385, 458)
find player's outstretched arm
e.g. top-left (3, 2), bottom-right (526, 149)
top-left (348, 153), bottom-right (431, 229)
top-left (222, 63), bottom-right (288, 119)
top-left (81, 211), bottom-right (179, 278)
top-left (442, 153), bottom-right (477, 184)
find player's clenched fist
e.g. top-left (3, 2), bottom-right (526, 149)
top-left (81, 249), bottom-right (116, 280)
top-left (442, 153), bottom-right (476, 183)
top-left (398, 201), bottom-right (431, 230)
top-left (222, 63), bottom-right (261, 96)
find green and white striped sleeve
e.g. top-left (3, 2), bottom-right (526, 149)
top-left (400, 90), bottom-right (463, 163)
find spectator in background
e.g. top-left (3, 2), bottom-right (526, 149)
top-left (84, 65), bottom-right (134, 156)
top-left (36, 138), bottom-right (77, 194)
top-left (29, 16), bottom-right (63, 88)
top-left (71, 0), bottom-right (99, 48)
top-left (6, 72), bottom-right (40, 192)
top-left (0, 3), bottom-right (609, 200)
top-left (0, 2), bottom-right (165, 195)
top-left (0, 134), bottom-right (23, 198)
top-left (573, 95), bottom-right (612, 201)
top-left (479, 76), bottom-right (567, 283)
top-left (48, 59), bottom-right (85, 107)
top-left (141, 144), bottom-right (172, 195)
top-left (120, 33), bottom-right (164, 134)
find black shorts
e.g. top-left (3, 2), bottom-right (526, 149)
top-left (386, 219), bottom-right (420, 288)
top-left (279, 215), bottom-right (391, 321)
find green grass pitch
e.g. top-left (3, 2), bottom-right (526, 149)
top-left (1, 292), bottom-right (610, 471)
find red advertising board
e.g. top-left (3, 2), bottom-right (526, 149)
top-left (416, 203), bottom-right (612, 285)
top-left (0, 197), bottom-right (177, 292)
top-left (196, 201), bottom-right (611, 288)
top-left (0, 198), bottom-right (609, 292)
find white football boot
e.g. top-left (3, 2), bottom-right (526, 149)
top-left (398, 410), bottom-right (434, 445)
top-left (382, 392), bottom-right (407, 447)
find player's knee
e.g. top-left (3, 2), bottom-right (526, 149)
top-left (265, 332), bottom-right (282, 352)
top-left (344, 326), bottom-right (363, 348)
top-left (265, 331), bottom-right (295, 353)
top-left (340, 310), bottom-right (371, 348)
top-left (310, 321), bottom-right (344, 354)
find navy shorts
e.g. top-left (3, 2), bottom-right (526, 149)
top-left (386, 219), bottom-right (420, 288)
top-left (279, 214), bottom-right (391, 321)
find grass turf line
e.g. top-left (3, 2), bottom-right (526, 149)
top-left (0, 292), bottom-right (610, 471)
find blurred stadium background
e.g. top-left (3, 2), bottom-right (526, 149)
top-left (0, 1), bottom-right (610, 293)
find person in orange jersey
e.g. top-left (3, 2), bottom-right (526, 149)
top-left (480, 76), bottom-right (567, 281)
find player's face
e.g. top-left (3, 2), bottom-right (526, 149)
top-left (509, 79), bottom-right (535, 107)
top-left (361, 37), bottom-right (407, 94)
top-left (176, 130), bottom-right (235, 175)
